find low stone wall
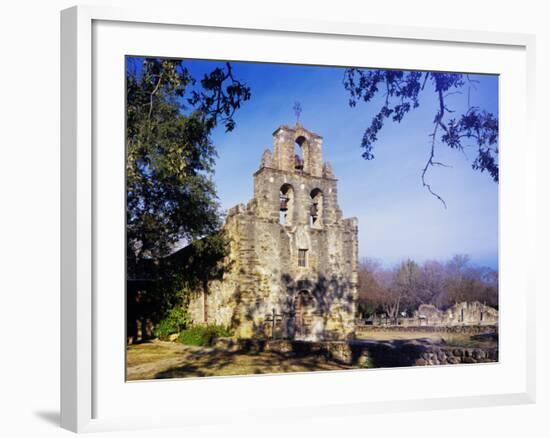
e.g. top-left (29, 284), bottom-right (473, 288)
top-left (366, 302), bottom-right (498, 328)
top-left (356, 324), bottom-right (498, 336)
top-left (412, 346), bottom-right (498, 366)
top-left (212, 338), bottom-right (498, 368)
top-left (326, 340), bottom-right (497, 367)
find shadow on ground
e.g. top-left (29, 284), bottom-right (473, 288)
top-left (127, 333), bottom-right (498, 381)
top-left (34, 411), bottom-right (60, 427)
top-left (153, 347), bottom-right (349, 379)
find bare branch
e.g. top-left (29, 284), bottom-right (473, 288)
top-left (421, 72), bottom-right (430, 90)
top-left (466, 74), bottom-right (480, 85)
top-left (421, 117), bottom-right (448, 208)
top-left (422, 170), bottom-right (447, 208)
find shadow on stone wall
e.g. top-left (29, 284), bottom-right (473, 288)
top-left (280, 273), bottom-right (355, 313)
top-left (226, 273), bottom-right (356, 339)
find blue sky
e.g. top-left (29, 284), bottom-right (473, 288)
top-left (130, 58), bottom-right (499, 269)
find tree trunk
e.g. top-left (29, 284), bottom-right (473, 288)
top-left (202, 277), bottom-right (209, 323)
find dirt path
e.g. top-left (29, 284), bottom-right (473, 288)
top-left (355, 330), bottom-right (498, 348)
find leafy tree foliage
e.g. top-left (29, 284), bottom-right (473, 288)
top-left (163, 232), bottom-right (232, 297)
top-left (127, 232), bottom-right (232, 342)
top-left (343, 69), bottom-right (499, 206)
top-left (153, 306), bottom-right (190, 340)
top-left (126, 58), bottom-right (251, 265)
top-left (126, 58), bottom-right (250, 341)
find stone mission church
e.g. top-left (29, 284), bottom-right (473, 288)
top-left (188, 123), bottom-right (359, 341)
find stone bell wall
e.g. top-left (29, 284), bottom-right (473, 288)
top-left (188, 198), bottom-right (358, 340)
top-left (188, 124), bottom-right (359, 341)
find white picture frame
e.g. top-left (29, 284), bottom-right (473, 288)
top-left (60, 4), bottom-right (536, 433)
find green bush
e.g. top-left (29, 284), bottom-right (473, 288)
top-left (177, 324), bottom-right (233, 346)
top-left (153, 306), bottom-right (189, 340)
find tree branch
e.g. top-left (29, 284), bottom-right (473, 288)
top-left (148, 75), bottom-right (163, 120)
top-left (422, 124), bottom-right (448, 209)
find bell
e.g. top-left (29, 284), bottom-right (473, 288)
top-left (310, 203), bottom-right (318, 216)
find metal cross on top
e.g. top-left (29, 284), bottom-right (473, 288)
top-left (293, 101), bottom-right (302, 123)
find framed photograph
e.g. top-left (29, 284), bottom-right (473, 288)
top-left (61, 5), bottom-right (536, 433)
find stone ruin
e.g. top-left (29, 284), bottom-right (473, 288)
top-left (187, 123), bottom-right (359, 341)
top-left (368, 301), bottom-right (498, 327)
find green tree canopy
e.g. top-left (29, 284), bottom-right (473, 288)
top-left (126, 58), bottom-right (251, 267)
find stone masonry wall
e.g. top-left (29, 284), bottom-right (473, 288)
top-left (188, 124), bottom-right (358, 341)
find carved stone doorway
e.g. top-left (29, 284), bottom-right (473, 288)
top-left (294, 290), bottom-right (316, 340)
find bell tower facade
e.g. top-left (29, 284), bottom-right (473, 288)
top-left (189, 123), bottom-right (359, 341)
top-left (254, 124), bottom-right (343, 228)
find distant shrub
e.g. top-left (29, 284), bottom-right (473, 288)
top-left (153, 306), bottom-right (189, 340)
top-left (177, 324), bottom-right (233, 346)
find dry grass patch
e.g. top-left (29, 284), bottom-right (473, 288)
top-left (126, 340), bottom-right (352, 381)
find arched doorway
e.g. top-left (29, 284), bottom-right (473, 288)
top-left (294, 290), bottom-right (316, 340)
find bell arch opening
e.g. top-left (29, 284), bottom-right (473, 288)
top-left (279, 183), bottom-right (294, 225)
top-left (310, 188), bottom-right (324, 228)
top-left (294, 136), bottom-right (307, 172)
